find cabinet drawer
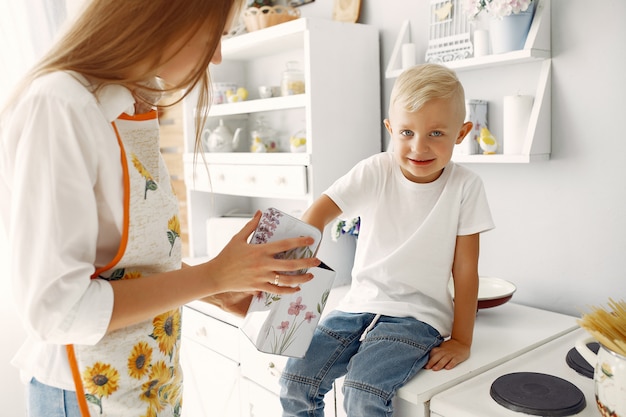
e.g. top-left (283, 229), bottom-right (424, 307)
top-left (182, 306), bottom-right (240, 362)
top-left (241, 377), bottom-right (283, 417)
top-left (239, 340), bottom-right (288, 396)
top-left (185, 162), bottom-right (308, 197)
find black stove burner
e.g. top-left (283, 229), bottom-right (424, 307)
top-left (490, 372), bottom-right (586, 416)
top-left (565, 342), bottom-right (600, 379)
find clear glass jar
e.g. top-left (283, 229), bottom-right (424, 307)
top-left (289, 126), bottom-right (306, 153)
top-left (281, 61), bottom-right (305, 96)
top-left (250, 116), bottom-right (278, 152)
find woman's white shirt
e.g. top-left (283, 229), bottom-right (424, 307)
top-left (0, 71), bottom-right (135, 390)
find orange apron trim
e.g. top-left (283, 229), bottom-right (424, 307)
top-left (66, 344), bottom-right (90, 417)
top-left (117, 109), bottom-right (158, 121)
top-left (92, 122), bottom-right (131, 278)
top-left (67, 121), bottom-right (131, 417)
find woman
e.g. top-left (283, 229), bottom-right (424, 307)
top-left (0, 1), bottom-right (319, 416)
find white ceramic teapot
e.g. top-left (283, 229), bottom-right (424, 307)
top-left (576, 337), bottom-right (626, 416)
top-left (202, 119), bottom-right (242, 152)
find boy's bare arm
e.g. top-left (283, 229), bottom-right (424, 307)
top-left (425, 233), bottom-right (480, 371)
top-left (301, 194), bottom-right (343, 233)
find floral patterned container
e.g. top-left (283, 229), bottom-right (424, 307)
top-left (240, 208), bottom-right (336, 358)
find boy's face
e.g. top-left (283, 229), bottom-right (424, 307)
top-left (384, 97), bottom-right (472, 183)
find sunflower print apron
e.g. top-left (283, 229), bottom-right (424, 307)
top-left (66, 110), bottom-right (183, 417)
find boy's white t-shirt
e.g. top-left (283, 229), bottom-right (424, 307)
top-left (324, 152), bottom-right (494, 337)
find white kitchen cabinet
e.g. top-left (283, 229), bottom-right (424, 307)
top-left (182, 18), bottom-right (381, 283)
top-left (181, 306), bottom-right (242, 417)
top-left (235, 285), bottom-right (351, 417)
top-left (388, 0), bottom-right (551, 163)
top-left (182, 286), bottom-right (351, 417)
top-left (238, 335), bottom-right (341, 417)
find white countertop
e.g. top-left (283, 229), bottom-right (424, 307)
top-left (186, 289), bottom-right (581, 416)
top-left (395, 302), bottom-right (579, 406)
top-left (430, 327), bottom-right (598, 417)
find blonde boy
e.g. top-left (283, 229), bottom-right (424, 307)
top-left (279, 63), bottom-right (495, 417)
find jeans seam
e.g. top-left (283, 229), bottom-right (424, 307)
top-left (343, 379), bottom-right (391, 401)
top-left (362, 334), bottom-right (438, 351)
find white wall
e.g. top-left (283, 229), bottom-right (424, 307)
top-left (0, 222), bottom-right (28, 416)
top-left (298, 0), bottom-right (626, 316)
top-left (1, 2), bottom-right (68, 414)
top-left (475, 0), bottom-right (626, 315)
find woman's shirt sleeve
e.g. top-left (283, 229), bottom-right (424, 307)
top-left (3, 77), bottom-right (120, 345)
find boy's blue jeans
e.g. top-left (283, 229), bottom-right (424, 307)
top-left (279, 311), bottom-right (443, 417)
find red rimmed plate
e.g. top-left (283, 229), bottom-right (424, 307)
top-left (449, 276), bottom-right (517, 309)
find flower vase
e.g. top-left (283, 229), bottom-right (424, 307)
top-left (489, 1), bottom-right (536, 54)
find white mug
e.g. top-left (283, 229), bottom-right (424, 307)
top-left (576, 337), bottom-right (626, 416)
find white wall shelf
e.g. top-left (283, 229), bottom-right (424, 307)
top-left (386, 0), bottom-right (551, 164)
top-left (186, 151), bottom-right (311, 166)
top-left (204, 94), bottom-right (306, 117)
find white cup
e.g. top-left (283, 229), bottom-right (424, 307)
top-left (258, 86), bottom-right (272, 99)
top-left (473, 30), bottom-right (490, 57)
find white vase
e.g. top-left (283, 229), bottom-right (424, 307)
top-left (489, 1), bottom-right (536, 54)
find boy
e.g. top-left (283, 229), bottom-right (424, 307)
top-left (279, 63), bottom-right (495, 417)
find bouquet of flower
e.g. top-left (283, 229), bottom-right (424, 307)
top-left (463, 0), bottom-right (534, 19)
top-left (331, 217), bottom-right (360, 241)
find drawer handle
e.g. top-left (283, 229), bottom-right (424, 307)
top-left (247, 176), bottom-right (257, 184)
top-left (195, 327), bottom-right (207, 337)
top-left (268, 361), bottom-right (283, 378)
top-left (276, 177), bottom-right (287, 186)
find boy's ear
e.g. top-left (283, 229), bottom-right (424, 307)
top-left (456, 121), bottom-right (473, 144)
top-left (383, 119), bottom-right (392, 135)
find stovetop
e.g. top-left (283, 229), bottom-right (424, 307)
top-left (430, 328), bottom-right (598, 417)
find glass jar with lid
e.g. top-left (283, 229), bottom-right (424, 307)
top-left (250, 116), bottom-right (278, 153)
top-left (281, 61), bottom-right (305, 96)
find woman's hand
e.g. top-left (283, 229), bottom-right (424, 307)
top-left (201, 292), bottom-right (255, 317)
top-left (201, 211), bottom-right (320, 296)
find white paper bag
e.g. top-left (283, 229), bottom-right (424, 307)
top-left (240, 208), bottom-right (336, 358)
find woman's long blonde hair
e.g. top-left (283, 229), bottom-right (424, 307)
top-left (9, 0), bottom-right (245, 153)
